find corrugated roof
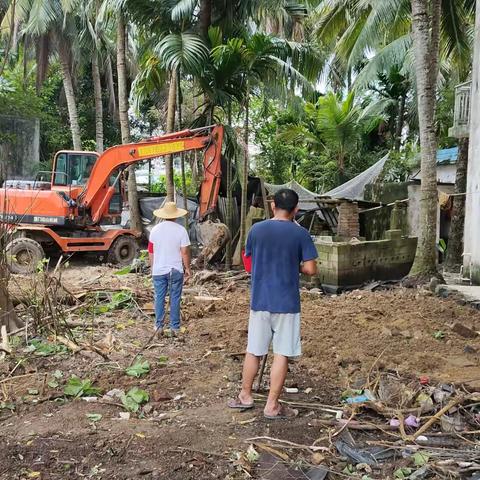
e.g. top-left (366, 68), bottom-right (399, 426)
top-left (437, 147), bottom-right (458, 165)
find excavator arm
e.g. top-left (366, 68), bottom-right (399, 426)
top-left (77, 125), bottom-right (224, 224)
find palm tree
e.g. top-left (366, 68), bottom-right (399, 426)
top-left (78, 0), bottom-right (109, 153)
top-left (212, 32), bottom-right (316, 253)
top-left (312, 0), bottom-right (474, 276)
top-left (279, 91), bottom-right (383, 185)
top-left (156, 32), bottom-right (209, 199)
top-left (408, 0), bottom-right (441, 276)
top-left (12, 0), bottom-right (83, 150)
top-left (116, 11), bottom-right (143, 232)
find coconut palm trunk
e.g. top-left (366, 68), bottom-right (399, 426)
top-left (92, 53), bottom-right (104, 153)
top-left (165, 69), bottom-right (177, 202)
top-left (444, 137), bottom-right (469, 271)
top-left (177, 72), bottom-right (188, 228)
top-left (409, 0), bottom-right (441, 276)
top-left (57, 38), bottom-right (82, 151)
top-left (117, 12), bottom-right (142, 233)
top-left (394, 93), bottom-right (406, 151)
top-left (239, 86), bottom-right (250, 253)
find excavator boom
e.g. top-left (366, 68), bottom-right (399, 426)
top-left (80, 125), bottom-right (223, 222)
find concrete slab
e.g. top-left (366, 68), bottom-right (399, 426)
top-left (441, 284), bottom-right (480, 303)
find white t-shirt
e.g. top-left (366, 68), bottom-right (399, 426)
top-left (148, 221), bottom-right (191, 276)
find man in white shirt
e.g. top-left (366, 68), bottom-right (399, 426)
top-left (148, 202), bottom-right (192, 335)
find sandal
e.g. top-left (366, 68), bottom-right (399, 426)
top-left (264, 404), bottom-right (298, 420)
top-left (227, 397), bottom-right (254, 410)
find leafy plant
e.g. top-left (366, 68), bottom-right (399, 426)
top-left (121, 387), bottom-right (149, 413)
top-left (125, 360), bottom-right (150, 378)
top-left (413, 452), bottom-right (430, 467)
top-left (48, 370), bottom-right (64, 388)
top-left (63, 377), bottom-right (101, 398)
top-left (94, 290), bottom-right (134, 314)
top-left (433, 330), bottom-right (445, 340)
top-left (394, 468), bottom-right (412, 479)
top-left (86, 413), bottom-right (103, 423)
top-left (26, 340), bottom-right (68, 357)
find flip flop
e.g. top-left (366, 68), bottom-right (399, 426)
top-left (227, 397), bottom-right (254, 410)
top-left (264, 404), bottom-right (298, 420)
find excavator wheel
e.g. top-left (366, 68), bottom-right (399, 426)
top-left (107, 235), bottom-right (139, 266)
top-left (6, 238), bottom-right (45, 274)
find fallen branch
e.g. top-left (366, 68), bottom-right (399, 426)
top-left (0, 372), bottom-right (40, 385)
top-left (409, 397), bottom-right (465, 441)
top-left (245, 436), bottom-right (329, 452)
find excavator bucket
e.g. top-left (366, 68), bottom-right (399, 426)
top-left (194, 220), bottom-right (230, 267)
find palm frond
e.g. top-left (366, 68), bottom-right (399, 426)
top-left (171, 0), bottom-right (198, 23)
top-left (156, 32), bottom-right (209, 75)
top-left (353, 34), bottom-right (412, 91)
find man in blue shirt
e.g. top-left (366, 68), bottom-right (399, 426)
top-left (228, 188), bottom-right (318, 419)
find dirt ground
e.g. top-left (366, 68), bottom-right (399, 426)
top-left (1, 264), bottom-right (480, 479)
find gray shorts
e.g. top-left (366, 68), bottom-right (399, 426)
top-left (247, 310), bottom-right (301, 358)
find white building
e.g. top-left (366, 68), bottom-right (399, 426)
top-left (463, 1), bottom-right (480, 283)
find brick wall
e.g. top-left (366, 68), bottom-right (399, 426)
top-left (337, 201), bottom-right (360, 238)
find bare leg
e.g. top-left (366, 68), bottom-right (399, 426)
top-left (264, 354), bottom-right (288, 416)
top-left (238, 353), bottom-right (261, 405)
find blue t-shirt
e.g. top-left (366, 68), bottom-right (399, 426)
top-left (245, 219), bottom-right (318, 314)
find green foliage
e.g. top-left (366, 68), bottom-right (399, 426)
top-left (121, 387), bottom-right (149, 412)
top-left (380, 147), bottom-right (417, 183)
top-left (86, 413), bottom-right (103, 423)
top-left (433, 330), bottom-right (446, 340)
top-left (26, 339), bottom-right (68, 357)
top-left (394, 468), bottom-right (412, 479)
top-left (94, 290), bottom-right (134, 314)
top-left (150, 172), bottom-right (196, 196)
top-left (125, 360), bottom-right (150, 378)
top-left (64, 377), bottom-right (101, 398)
top-left (252, 92), bottom-right (387, 192)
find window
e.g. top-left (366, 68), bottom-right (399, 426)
top-left (54, 153), bottom-right (68, 185)
top-left (53, 153), bottom-right (97, 186)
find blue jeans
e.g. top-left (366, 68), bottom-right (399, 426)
top-left (153, 269), bottom-right (184, 330)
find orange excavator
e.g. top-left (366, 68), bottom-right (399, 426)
top-left (0, 125), bottom-right (224, 273)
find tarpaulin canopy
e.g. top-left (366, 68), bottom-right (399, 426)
top-left (264, 179), bottom-right (322, 211)
top-left (265, 154), bottom-right (389, 203)
top-left (322, 154), bottom-right (389, 201)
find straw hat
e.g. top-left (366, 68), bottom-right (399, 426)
top-left (153, 201), bottom-right (188, 219)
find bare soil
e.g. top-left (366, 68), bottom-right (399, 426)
top-left (1, 265), bottom-right (480, 479)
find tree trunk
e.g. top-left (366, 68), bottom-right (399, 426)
top-left (444, 137), bottom-right (469, 272)
top-left (117, 13), bottom-right (142, 233)
top-left (165, 69), bottom-right (177, 202)
top-left (225, 102), bottom-right (233, 270)
top-left (35, 34), bottom-right (50, 93)
top-left (199, 0), bottom-right (212, 38)
top-left (409, 0), bottom-right (441, 277)
top-left (394, 93), bottom-right (406, 151)
top-left (57, 37), bottom-right (82, 151)
top-left (92, 53), bottom-right (104, 153)
top-left (177, 72), bottom-right (189, 228)
top-left (106, 54), bottom-right (118, 122)
top-left (239, 88), bottom-right (250, 253)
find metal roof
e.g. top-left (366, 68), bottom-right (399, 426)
top-left (437, 147), bottom-right (458, 165)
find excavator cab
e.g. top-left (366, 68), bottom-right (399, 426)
top-left (52, 151), bottom-right (99, 187)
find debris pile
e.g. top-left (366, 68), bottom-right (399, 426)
top-left (244, 371), bottom-right (480, 479)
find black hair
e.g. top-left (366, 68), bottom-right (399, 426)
top-left (273, 188), bottom-right (299, 213)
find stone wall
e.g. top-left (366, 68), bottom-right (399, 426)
top-left (314, 236), bottom-right (418, 292)
top-left (0, 115), bottom-right (40, 183)
top-left (364, 182), bottom-right (409, 204)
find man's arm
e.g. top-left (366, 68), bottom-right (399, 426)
top-left (181, 246), bottom-right (192, 280)
top-left (300, 259), bottom-right (317, 276)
